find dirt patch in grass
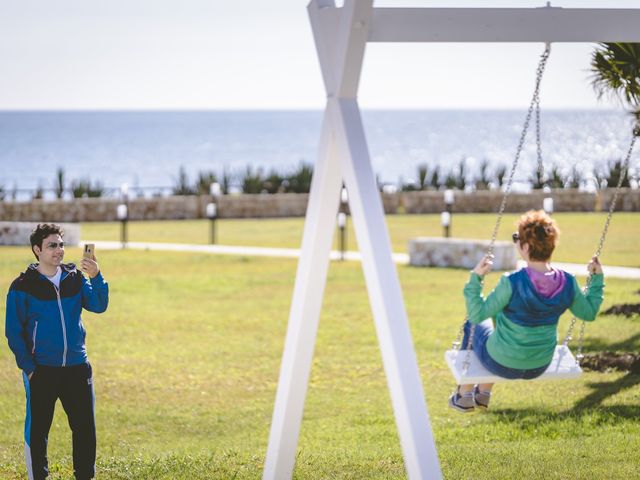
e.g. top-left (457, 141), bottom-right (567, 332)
top-left (602, 303), bottom-right (640, 317)
top-left (581, 352), bottom-right (640, 373)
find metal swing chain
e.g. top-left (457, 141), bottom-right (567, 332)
top-left (535, 87), bottom-right (546, 189)
top-left (487, 43), bottom-right (551, 258)
top-left (563, 134), bottom-right (638, 364)
top-left (453, 44), bottom-right (552, 376)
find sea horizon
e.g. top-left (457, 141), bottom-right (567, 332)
top-left (1, 109), bottom-right (637, 199)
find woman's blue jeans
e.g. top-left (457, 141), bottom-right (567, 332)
top-left (461, 319), bottom-right (550, 380)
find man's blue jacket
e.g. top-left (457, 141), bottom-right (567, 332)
top-left (5, 263), bottom-right (109, 375)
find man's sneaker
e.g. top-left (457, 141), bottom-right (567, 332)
top-left (448, 391), bottom-right (475, 413)
top-left (473, 385), bottom-right (491, 410)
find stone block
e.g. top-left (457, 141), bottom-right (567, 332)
top-left (0, 222), bottom-right (81, 246)
top-left (408, 237), bottom-right (517, 270)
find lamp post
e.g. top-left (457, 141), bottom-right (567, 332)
top-left (208, 182), bottom-right (222, 244)
top-left (440, 211), bottom-right (451, 238)
top-left (118, 183), bottom-right (129, 248)
top-left (206, 202), bottom-right (218, 244)
top-left (443, 189), bottom-right (454, 238)
top-left (543, 196), bottom-right (554, 215)
top-left (341, 186), bottom-right (349, 205)
top-left (117, 203), bottom-right (128, 248)
top-left (210, 182), bottom-right (222, 198)
top-left (339, 186), bottom-right (349, 256)
top-left (337, 212), bottom-right (347, 261)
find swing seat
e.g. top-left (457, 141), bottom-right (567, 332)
top-left (444, 345), bottom-right (583, 384)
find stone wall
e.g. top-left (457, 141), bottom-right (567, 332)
top-left (408, 237), bottom-right (517, 270)
top-left (0, 222), bottom-right (81, 246)
top-left (0, 188), bottom-right (637, 222)
top-left (402, 188), bottom-right (640, 214)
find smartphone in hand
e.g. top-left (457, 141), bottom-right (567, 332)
top-left (83, 243), bottom-right (95, 260)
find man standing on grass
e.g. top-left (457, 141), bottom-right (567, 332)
top-left (5, 224), bottom-right (109, 480)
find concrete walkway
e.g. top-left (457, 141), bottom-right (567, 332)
top-left (86, 240), bottom-right (640, 279)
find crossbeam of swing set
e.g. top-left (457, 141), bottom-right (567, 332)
top-left (314, 6), bottom-right (640, 43)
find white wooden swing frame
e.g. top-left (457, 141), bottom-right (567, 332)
top-left (263, 2), bottom-right (640, 479)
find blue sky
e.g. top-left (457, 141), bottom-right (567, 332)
top-left (1, 0), bottom-right (638, 110)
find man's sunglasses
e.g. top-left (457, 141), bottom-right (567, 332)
top-left (512, 233), bottom-right (520, 244)
top-left (46, 242), bottom-right (65, 249)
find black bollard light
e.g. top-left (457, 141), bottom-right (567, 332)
top-left (337, 212), bottom-right (347, 261)
top-left (339, 186), bottom-right (349, 259)
top-left (117, 183), bottom-right (129, 248)
top-left (441, 211), bottom-right (451, 238)
top-left (208, 182), bottom-right (222, 244)
top-left (117, 203), bottom-right (128, 248)
top-left (443, 189), bottom-right (454, 238)
top-left (210, 182), bottom-right (222, 198)
top-left (206, 202), bottom-right (217, 244)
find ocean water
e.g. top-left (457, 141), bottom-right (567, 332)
top-left (0, 110), bottom-right (637, 199)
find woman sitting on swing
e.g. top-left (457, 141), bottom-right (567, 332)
top-left (449, 210), bottom-right (605, 413)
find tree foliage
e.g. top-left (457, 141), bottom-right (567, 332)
top-left (591, 43), bottom-right (640, 136)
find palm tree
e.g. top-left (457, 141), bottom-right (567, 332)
top-left (494, 165), bottom-right (507, 188)
top-left (54, 167), bottom-right (65, 199)
top-left (590, 43), bottom-right (640, 137)
top-left (172, 166), bottom-right (196, 196)
top-left (430, 166), bottom-right (440, 189)
top-left (287, 163), bottom-right (313, 193)
top-left (417, 164), bottom-right (429, 190)
top-left (475, 159), bottom-right (491, 190)
top-left (220, 168), bottom-right (232, 195)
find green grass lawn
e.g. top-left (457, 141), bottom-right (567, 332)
top-left (81, 212), bottom-right (640, 267)
top-left (1, 244), bottom-right (639, 479)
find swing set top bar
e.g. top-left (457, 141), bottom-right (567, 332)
top-left (312, 3), bottom-right (640, 43)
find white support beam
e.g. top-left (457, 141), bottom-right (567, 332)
top-left (265, 2), bottom-right (442, 479)
top-left (263, 107), bottom-right (344, 480)
top-left (369, 8), bottom-right (640, 43)
top-left (331, 97), bottom-right (442, 479)
top-left (309, 0), bottom-right (373, 99)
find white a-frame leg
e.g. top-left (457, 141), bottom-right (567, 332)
top-left (263, 1), bottom-right (441, 479)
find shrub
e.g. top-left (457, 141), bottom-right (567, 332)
top-left (443, 171), bottom-right (457, 189)
top-left (172, 166), bottom-right (196, 196)
top-left (605, 159), bottom-right (631, 188)
top-left (475, 159), bottom-right (491, 190)
top-left (33, 185), bottom-right (44, 200)
top-left (194, 171), bottom-right (218, 195)
top-left (70, 179), bottom-right (104, 198)
top-left (549, 165), bottom-right (564, 188)
top-left (563, 166), bottom-right (583, 189)
top-left (241, 166), bottom-right (265, 194)
top-left (263, 170), bottom-right (284, 194)
top-left (531, 166), bottom-right (546, 189)
top-left (286, 163), bottom-right (313, 194)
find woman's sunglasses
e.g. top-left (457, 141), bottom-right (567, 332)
top-left (512, 233), bottom-right (520, 244)
top-left (46, 241), bottom-right (65, 249)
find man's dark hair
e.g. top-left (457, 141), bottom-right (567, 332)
top-left (30, 223), bottom-right (64, 260)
